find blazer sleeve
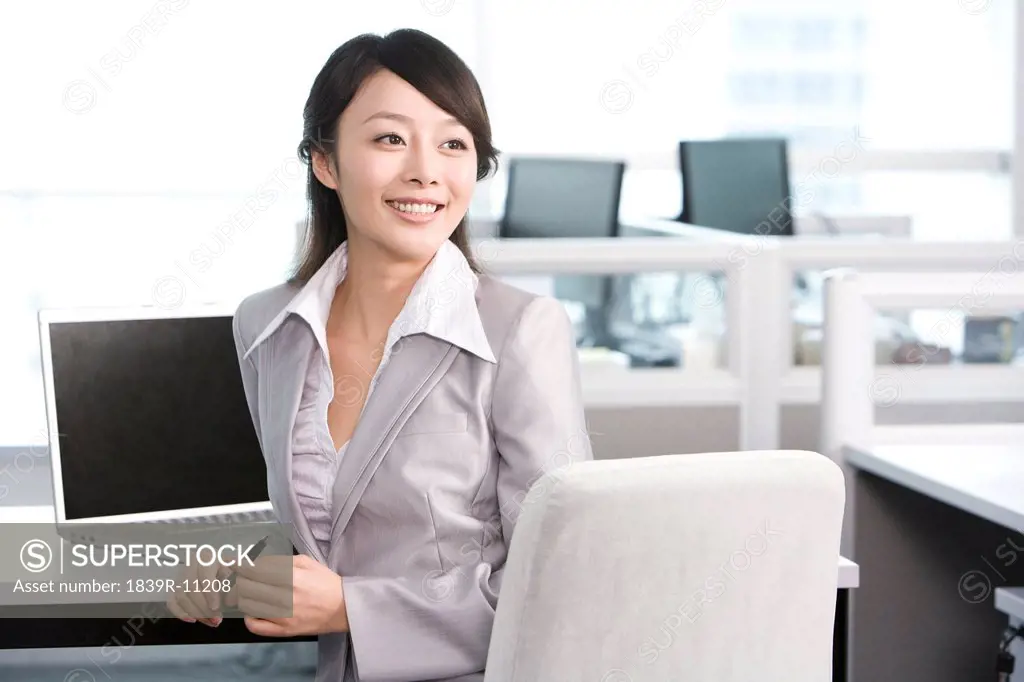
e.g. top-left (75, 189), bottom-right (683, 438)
top-left (341, 295), bottom-right (594, 682)
top-left (231, 306), bottom-right (262, 451)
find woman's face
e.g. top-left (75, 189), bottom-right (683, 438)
top-left (314, 69), bottom-right (478, 264)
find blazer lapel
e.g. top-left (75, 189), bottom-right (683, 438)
top-left (260, 317), bottom-right (323, 562)
top-left (327, 335), bottom-right (460, 553)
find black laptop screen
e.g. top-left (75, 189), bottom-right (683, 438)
top-left (47, 315), bottom-right (268, 520)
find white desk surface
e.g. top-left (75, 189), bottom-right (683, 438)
top-left (469, 214), bottom-right (912, 241)
top-left (845, 444), bottom-right (1024, 533)
top-left (996, 587), bottom-right (1024, 620)
top-left (1, 505), bottom-right (860, 591)
top-left (620, 214), bottom-right (912, 240)
top-left (838, 556), bottom-right (859, 589)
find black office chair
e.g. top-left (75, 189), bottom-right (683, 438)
top-left (500, 156), bottom-right (625, 349)
top-left (677, 137), bottom-right (794, 237)
top-left (499, 156), bottom-right (681, 367)
top-left (500, 157), bottom-right (625, 241)
top-left (676, 137), bottom-right (809, 301)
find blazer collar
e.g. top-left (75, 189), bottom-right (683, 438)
top-left (243, 239), bottom-right (496, 363)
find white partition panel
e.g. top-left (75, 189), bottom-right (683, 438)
top-left (477, 236), bottom-right (1024, 455)
top-left (819, 268), bottom-right (1024, 553)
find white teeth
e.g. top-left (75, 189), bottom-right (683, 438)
top-left (387, 201), bottom-right (439, 214)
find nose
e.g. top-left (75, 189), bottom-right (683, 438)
top-left (402, 141), bottom-right (441, 186)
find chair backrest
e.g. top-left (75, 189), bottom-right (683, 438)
top-left (484, 450), bottom-right (845, 682)
top-left (678, 138), bottom-right (794, 237)
top-left (499, 156), bottom-right (627, 346)
top-left (500, 156), bottom-right (625, 241)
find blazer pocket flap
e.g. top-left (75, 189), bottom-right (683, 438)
top-left (398, 409), bottom-right (469, 436)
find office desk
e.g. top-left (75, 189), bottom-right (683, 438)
top-left (845, 445), bottom-right (1024, 682)
top-left (0, 609), bottom-right (315, 648)
top-left (0, 503), bottom-right (858, 678)
top-left (621, 214), bottom-right (913, 240)
top-left (468, 215), bottom-right (913, 241)
top-left (0, 558), bottom-right (859, 682)
top-left (997, 587), bottom-right (1024, 622)
top-left (0, 505), bottom-right (315, 650)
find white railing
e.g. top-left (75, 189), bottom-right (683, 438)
top-left (477, 233), bottom-right (1024, 452)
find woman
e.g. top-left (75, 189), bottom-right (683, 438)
top-left (168, 28), bottom-right (592, 682)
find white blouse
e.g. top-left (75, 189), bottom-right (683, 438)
top-left (291, 342), bottom-right (355, 559)
top-left (285, 239), bottom-right (497, 559)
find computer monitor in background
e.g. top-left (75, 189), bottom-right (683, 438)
top-left (678, 138), bottom-right (794, 237)
top-left (500, 157), bottom-right (626, 347)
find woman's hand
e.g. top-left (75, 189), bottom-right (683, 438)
top-left (165, 555), bottom-right (232, 627)
top-left (234, 554), bottom-right (349, 637)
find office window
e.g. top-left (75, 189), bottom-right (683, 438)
top-left (792, 72), bottom-right (836, 105)
top-left (729, 72), bottom-right (785, 106)
top-left (484, 0), bottom-right (1013, 235)
top-left (732, 16), bottom-right (788, 51)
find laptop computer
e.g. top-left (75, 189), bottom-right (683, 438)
top-left (38, 304), bottom-right (276, 541)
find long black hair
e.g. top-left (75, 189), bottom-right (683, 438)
top-left (291, 28), bottom-right (499, 284)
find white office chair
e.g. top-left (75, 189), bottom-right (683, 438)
top-left (484, 450), bottom-right (845, 682)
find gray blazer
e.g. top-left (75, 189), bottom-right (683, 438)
top-left (231, 274), bottom-right (594, 682)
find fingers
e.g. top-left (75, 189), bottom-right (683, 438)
top-left (232, 555), bottom-right (293, 587)
top-left (223, 579), bottom-right (239, 609)
top-left (244, 616), bottom-right (288, 637)
top-left (168, 559), bottom-right (222, 624)
top-left (238, 595), bottom-right (290, 621)
top-left (235, 574), bottom-right (292, 612)
top-left (177, 586), bottom-right (219, 624)
top-left (167, 569), bottom-right (200, 625)
top-left (292, 554), bottom-right (317, 569)
top-left (167, 553), bottom-right (295, 625)
top-left (216, 562), bottom-right (239, 608)
top-left (197, 559), bottom-right (223, 612)
top-left (167, 588), bottom-right (219, 626)
top-left (165, 554), bottom-right (239, 626)
top-left (165, 594), bottom-right (195, 624)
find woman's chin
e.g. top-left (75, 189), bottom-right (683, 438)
top-left (375, 232), bottom-right (450, 265)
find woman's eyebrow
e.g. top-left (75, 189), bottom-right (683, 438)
top-left (363, 110), bottom-right (463, 128)
top-left (363, 111), bottom-right (410, 124)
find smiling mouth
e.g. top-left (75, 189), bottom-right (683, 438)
top-left (384, 199), bottom-right (445, 215)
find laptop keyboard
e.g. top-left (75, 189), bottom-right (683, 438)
top-left (143, 509), bottom-right (277, 524)
top-left (66, 510), bottom-right (278, 547)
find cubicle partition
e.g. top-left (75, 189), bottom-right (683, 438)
top-left (821, 269), bottom-right (1024, 461)
top-left (817, 269), bottom-right (1024, 682)
top-left (477, 231), bottom-right (1024, 451)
